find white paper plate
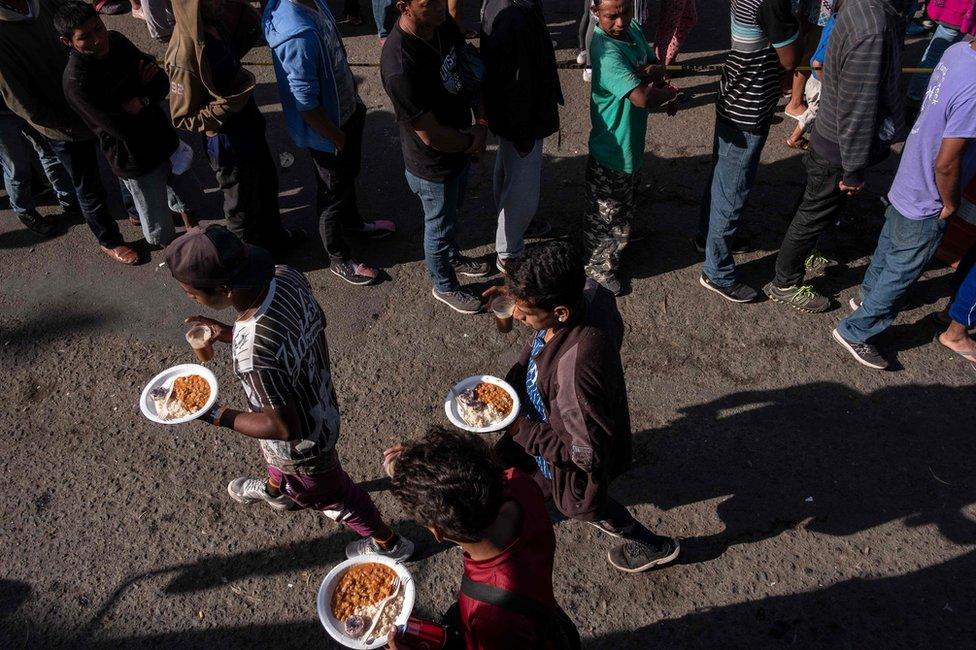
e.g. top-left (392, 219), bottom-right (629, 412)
top-left (317, 555), bottom-right (415, 649)
top-left (444, 375), bottom-right (521, 433)
top-left (139, 364), bottom-right (218, 425)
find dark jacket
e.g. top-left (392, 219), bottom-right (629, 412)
top-left (480, 0), bottom-right (562, 150)
top-left (811, 0), bottom-right (907, 185)
top-left (63, 31), bottom-right (178, 179)
top-left (506, 282), bottom-right (631, 521)
top-left (0, 0), bottom-right (92, 141)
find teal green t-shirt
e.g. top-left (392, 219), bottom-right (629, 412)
top-left (588, 20), bottom-right (654, 174)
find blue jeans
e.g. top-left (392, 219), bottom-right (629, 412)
top-left (405, 164), bottom-right (469, 292)
top-left (907, 23), bottom-right (962, 102)
top-left (698, 119), bottom-right (769, 287)
top-left (0, 113), bottom-right (75, 214)
top-left (837, 205), bottom-right (948, 343)
top-left (121, 160), bottom-right (203, 246)
top-left (373, 0), bottom-right (392, 37)
top-left (48, 138), bottom-right (123, 248)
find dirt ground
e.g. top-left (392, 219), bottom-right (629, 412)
top-left (2, 1), bottom-right (975, 648)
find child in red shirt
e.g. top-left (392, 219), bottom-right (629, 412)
top-left (385, 428), bottom-right (579, 650)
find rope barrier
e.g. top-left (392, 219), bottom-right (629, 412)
top-left (235, 59), bottom-right (935, 74)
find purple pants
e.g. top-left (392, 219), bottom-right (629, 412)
top-left (267, 464), bottom-right (384, 539)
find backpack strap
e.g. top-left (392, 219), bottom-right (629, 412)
top-left (459, 575), bottom-right (553, 622)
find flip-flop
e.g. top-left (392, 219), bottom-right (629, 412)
top-left (935, 336), bottom-right (976, 365)
top-left (783, 109), bottom-right (804, 121)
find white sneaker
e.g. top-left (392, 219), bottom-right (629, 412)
top-left (583, 68), bottom-right (592, 83)
top-left (345, 535), bottom-right (415, 562)
top-left (576, 50), bottom-right (587, 65)
top-left (227, 477), bottom-right (295, 511)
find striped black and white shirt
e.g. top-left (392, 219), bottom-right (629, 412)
top-left (233, 266), bottom-right (341, 475)
top-left (716, 0), bottom-right (799, 132)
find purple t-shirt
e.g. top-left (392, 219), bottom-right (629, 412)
top-left (888, 43), bottom-right (976, 220)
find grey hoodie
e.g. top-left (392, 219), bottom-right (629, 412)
top-left (0, 0), bottom-right (92, 141)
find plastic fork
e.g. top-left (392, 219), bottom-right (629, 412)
top-left (363, 576), bottom-right (402, 644)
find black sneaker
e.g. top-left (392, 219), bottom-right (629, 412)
top-left (831, 328), bottom-right (889, 370)
top-left (453, 255), bottom-right (491, 278)
top-left (763, 282), bottom-right (831, 313)
top-left (524, 220), bottom-right (552, 239)
top-left (608, 538), bottom-right (680, 573)
top-left (330, 258), bottom-right (379, 286)
top-left (692, 234), bottom-right (750, 255)
top-left (432, 287), bottom-right (483, 314)
top-left (17, 210), bottom-right (54, 237)
top-left (699, 274), bottom-right (756, 303)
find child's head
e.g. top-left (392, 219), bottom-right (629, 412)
top-left (389, 428), bottom-right (505, 544)
top-left (505, 240), bottom-right (586, 332)
top-left (591, 0), bottom-right (633, 40)
top-left (54, 1), bottom-right (109, 58)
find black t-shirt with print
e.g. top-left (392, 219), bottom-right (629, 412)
top-left (380, 17), bottom-right (471, 182)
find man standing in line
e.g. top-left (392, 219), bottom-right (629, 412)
top-left (584, 0), bottom-right (676, 296)
top-left (166, 225), bottom-right (415, 562)
top-left (832, 39), bottom-right (976, 370)
top-left (480, 0), bottom-right (563, 274)
top-left (265, 0), bottom-right (396, 286)
top-left (0, 0), bottom-right (138, 264)
top-left (381, 0), bottom-right (491, 314)
top-left (765, 0), bottom-right (907, 312)
top-left (167, 0), bottom-right (304, 254)
top-left (696, 0), bottom-right (800, 303)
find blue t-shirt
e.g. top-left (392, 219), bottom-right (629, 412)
top-left (889, 43), bottom-right (976, 220)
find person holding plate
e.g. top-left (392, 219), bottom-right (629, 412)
top-left (483, 240), bottom-right (679, 573)
top-left (164, 224), bottom-right (414, 563)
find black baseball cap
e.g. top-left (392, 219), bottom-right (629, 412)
top-left (164, 225), bottom-right (274, 290)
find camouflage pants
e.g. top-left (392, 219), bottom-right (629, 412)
top-left (583, 156), bottom-right (641, 281)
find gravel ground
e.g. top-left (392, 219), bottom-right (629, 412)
top-left (2, 1), bottom-right (975, 648)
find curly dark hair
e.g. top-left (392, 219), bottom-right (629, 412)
top-left (389, 428), bottom-right (505, 542)
top-left (53, 1), bottom-right (98, 38)
top-left (505, 240), bottom-right (586, 311)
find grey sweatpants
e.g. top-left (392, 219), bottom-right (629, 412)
top-left (493, 138), bottom-right (543, 261)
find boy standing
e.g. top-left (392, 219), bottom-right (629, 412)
top-left (696, 0), bottom-right (799, 303)
top-left (480, 0), bottom-right (563, 272)
top-left (167, 0), bottom-right (303, 253)
top-left (264, 0), bottom-right (395, 286)
top-left (585, 0), bottom-right (676, 295)
top-left (165, 225), bottom-right (414, 562)
top-left (832, 40), bottom-right (976, 370)
top-left (0, 0), bottom-right (137, 263)
top-left (56, 1), bottom-right (204, 247)
top-left (380, 0), bottom-right (491, 314)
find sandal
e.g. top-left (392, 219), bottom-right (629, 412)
top-left (936, 334), bottom-right (976, 365)
top-left (100, 244), bottom-right (140, 265)
top-left (786, 136), bottom-right (810, 150)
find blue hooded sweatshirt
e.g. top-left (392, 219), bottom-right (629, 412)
top-left (263, 0), bottom-right (343, 153)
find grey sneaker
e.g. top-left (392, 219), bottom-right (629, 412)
top-left (608, 538), bottom-right (680, 573)
top-left (227, 477), bottom-right (296, 511)
top-left (699, 274), bottom-right (757, 303)
top-left (452, 255), bottom-right (491, 278)
top-left (804, 251), bottom-right (839, 272)
top-left (345, 535), bottom-right (415, 562)
top-left (763, 283), bottom-right (831, 313)
top-left (330, 258), bottom-right (380, 286)
top-left (831, 328), bottom-right (889, 370)
top-left (432, 287), bottom-right (483, 314)
top-left (593, 273), bottom-right (623, 296)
